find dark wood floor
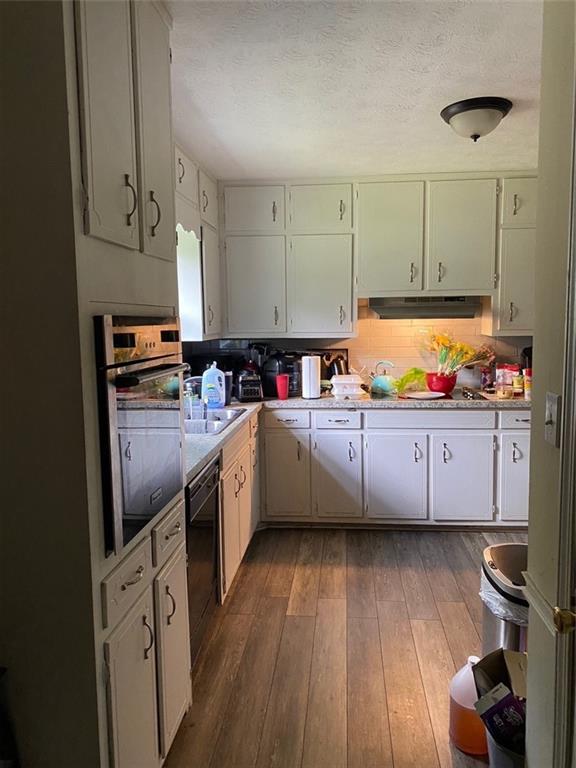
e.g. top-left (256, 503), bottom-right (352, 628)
top-left (165, 528), bottom-right (527, 768)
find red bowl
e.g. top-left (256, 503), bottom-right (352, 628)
top-left (426, 372), bottom-right (457, 394)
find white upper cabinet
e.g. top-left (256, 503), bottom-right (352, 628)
top-left (501, 178), bottom-right (538, 228)
top-left (499, 433), bottom-right (530, 521)
top-left (288, 235), bottom-right (353, 334)
top-left (290, 184), bottom-right (353, 231)
top-left (199, 170), bottom-right (218, 229)
top-left (202, 225), bottom-right (222, 337)
top-left (358, 181), bottom-right (424, 294)
top-left (174, 145), bottom-right (199, 208)
top-left (498, 228), bottom-right (535, 333)
top-left (225, 236), bottom-right (286, 334)
top-left (428, 179), bottom-right (497, 291)
top-left (365, 433), bottom-right (428, 519)
top-left (132, 2), bottom-right (175, 262)
top-left (313, 434), bottom-right (363, 517)
top-left (76, 0), bottom-right (140, 249)
top-left (224, 186), bottom-right (285, 232)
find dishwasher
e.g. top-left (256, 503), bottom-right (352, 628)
top-left (186, 458), bottom-right (220, 664)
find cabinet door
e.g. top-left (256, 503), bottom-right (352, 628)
top-left (199, 170), bottom-right (218, 229)
top-left (428, 179), bottom-right (497, 291)
top-left (221, 465), bottom-right (241, 595)
top-left (237, 444), bottom-right (253, 557)
top-left (154, 546), bottom-right (191, 758)
top-left (313, 434), bottom-right (362, 517)
top-left (104, 587), bottom-right (160, 768)
top-left (76, 0), bottom-right (139, 249)
top-left (290, 184), bottom-right (352, 231)
top-left (358, 181), bottom-right (424, 293)
top-left (175, 146), bottom-right (199, 207)
top-left (225, 236), bottom-right (286, 334)
top-left (288, 235), bottom-right (353, 334)
top-left (499, 433), bottom-right (530, 521)
top-left (431, 433), bottom-right (495, 520)
top-left (224, 186), bottom-right (285, 232)
top-left (264, 432), bottom-right (311, 516)
top-left (202, 225), bottom-right (222, 337)
top-left (132, 1), bottom-right (176, 262)
top-left (250, 438), bottom-right (260, 536)
top-left (498, 229), bottom-right (535, 333)
top-left (501, 178), bottom-right (537, 228)
top-left (365, 434), bottom-right (427, 519)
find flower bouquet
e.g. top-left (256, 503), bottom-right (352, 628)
top-left (425, 334), bottom-right (494, 394)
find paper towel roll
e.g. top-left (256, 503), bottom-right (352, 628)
top-left (302, 356), bottom-right (321, 399)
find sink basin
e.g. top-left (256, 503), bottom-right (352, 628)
top-left (206, 408), bottom-right (246, 422)
top-left (184, 420), bottom-right (225, 435)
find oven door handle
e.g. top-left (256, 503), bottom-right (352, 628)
top-left (114, 363), bottom-right (189, 388)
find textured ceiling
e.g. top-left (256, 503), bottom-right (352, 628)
top-left (169, 1), bottom-right (542, 180)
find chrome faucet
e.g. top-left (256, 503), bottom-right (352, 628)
top-left (202, 398), bottom-right (208, 420)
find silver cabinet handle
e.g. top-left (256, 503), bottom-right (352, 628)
top-left (234, 473), bottom-right (241, 497)
top-left (274, 305), bottom-right (279, 325)
top-left (125, 441), bottom-right (132, 461)
top-left (409, 262), bottom-right (416, 283)
top-left (278, 418), bottom-right (297, 423)
top-left (515, 418), bottom-right (531, 423)
top-left (348, 441), bottom-right (354, 462)
top-left (442, 442), bottom-right (450, 463)
top-left (512, 442), bottom-right (520, 463)
top-left (202, 190), bottom-right (209, 213)
top-left (513, 193), bottom-right (519, 216)
top-left (437, 261), bottom-right (443, 283)
top-left (121, 565), bottom-right (144, 591)
top-left (149, 190), bottom-right (161, 237)
top-left (177, 157), bottom-right (185, 183)
top-left (164, 521), bottom-right (182, 541)
top-left (297, 441), bottom-right (302, 461)
top-left (339, 199), bottom-right (345, 220)
top-left (329, 418), bottom-right (349, 423)
top-left (272, 200), bottom-right (277, 222)
top-left (509, 302), bottom-right (515, 322)
top-left (208, 305), bottom-right (214, 326)
top-left (166, 585), bottom-right (177, 625)
top-left (339, 305), bottom-right (345, 325)
top-left (413, 442), bottom-right (421, 463)
top-left (239, 465), bottom-right (247, 487)
top-left (124, 174), bottom-right (138, 226)
top-left (143, 615), bottom-right (154, 659)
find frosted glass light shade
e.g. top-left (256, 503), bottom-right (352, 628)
top-left (441, 97), bottom-right (513, 142)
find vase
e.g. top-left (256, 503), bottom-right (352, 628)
top-left (426, 372), bottom-right (457, 394)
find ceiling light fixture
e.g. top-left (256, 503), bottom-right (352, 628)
top-left (440, 97), bottom-right (513, 142)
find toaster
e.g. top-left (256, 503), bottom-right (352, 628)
top-left (237, 373), bottom-right (263, 402)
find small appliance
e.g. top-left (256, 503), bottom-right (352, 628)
top-left (262, 352), bottom-right (301, 398)
top-left (237, 372), bottom-right (263, 402)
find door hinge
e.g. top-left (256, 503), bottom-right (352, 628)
top-left (289, 239), bottom-right (293, 250)
top-left (493, 437), bottom-right (498, 452)
top-left (496, 182), bottom-right (502, 195)
top-left (493, 272), bottom-right (498, 288)
top-left (355, 189), bottom-right (359, 200)
top-left (364, 502), bottom-right (368, 514)
top-left (553, 607), bottom-right (576, 634)
top-left (491, 504), bottom-right (497, 516)
top-left (169, 47), bottom-right (173, 64)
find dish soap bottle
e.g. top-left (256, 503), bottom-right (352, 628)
top-left (201, 362), bottom-right (225, 409)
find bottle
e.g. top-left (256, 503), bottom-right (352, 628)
top-left (449, 656), bottom-right (488, 756)
top-left (201, 362), bottom-right (225, 409)
top-left (523, 368), bottom-right (532, 400)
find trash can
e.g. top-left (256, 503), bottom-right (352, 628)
top-left (487, 731), bottom-right (525, 768)
top-left (480, 544), bottom-right (529, 655)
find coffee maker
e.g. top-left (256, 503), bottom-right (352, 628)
top-left (262, 352), bottom-right (302, 398)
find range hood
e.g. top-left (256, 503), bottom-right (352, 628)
top-left (369, 296), bottom-right (482, 319)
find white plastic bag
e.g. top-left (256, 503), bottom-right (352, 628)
top-left (479, 571), bottom-right (529, 626)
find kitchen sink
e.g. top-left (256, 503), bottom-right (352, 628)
top-left (206, 408), bottom-right (246, 422)
top-left (184, 408), bottom-right (246, 436)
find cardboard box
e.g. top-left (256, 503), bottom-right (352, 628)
top-left (472, 649), bottom-right (527, 699)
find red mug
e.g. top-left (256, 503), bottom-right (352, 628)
top-left (276, 373), bottom-right (289, 400)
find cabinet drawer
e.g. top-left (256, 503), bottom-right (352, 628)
top-left (102, 537), bottom-right (153, 629)
top-left (364, 410), bottom-right (497, 430)
top-left (315, 410), bottom-right (362, 429)
top-left (264, 410), bottom-right (311, 429)
top-left (499, 411), bottom-right (531, 429)
top-left (152, 498), bottom-right (186, 568)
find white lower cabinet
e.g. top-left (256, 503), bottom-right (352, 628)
top-left (312, 433), bottom-right (363, 517)
top-left (365, 433), bottom-right (428, 519)
top-left (237, 444), bottom-right (253, 557)
top-left (104, 587), bottom-right (160, 768)
top-left (154, 545), bottom-right (192, 758)
top-left (499, 433), bottom-right (530, 521)
top-left (221, 442), bottom-right (253, 598)
top-left (264, 432), bottom-right (311, 516)
top-left (431, 433), bottom-right (495, 520)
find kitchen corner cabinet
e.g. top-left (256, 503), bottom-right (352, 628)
top-left (225, 236), bottom-right (286, 334)
top-left (288, 235), bottom-right (353, 334)
top-left (264, 432), bottom-right (311, 516)
top-left (497, 228), bottom-right (535, 333)
top-left (290, 184), bottom-right (353, 231)
top-left (174, 145), bottom-right (199, 208)
top-left (312, 434), bottom-right (362, 517)
top-left (224, 186), bottom-right (285, 232)
top-left (501, 178), bottom-right (537, 228)
top-left (499, 433), bottom-right (530, 521)
top-left (104, 587), bottom-right (160, 768)
top-left (154, 545), bottom-right (191, 758)
top-left (358, 181), bottom-right (425, 294)
top-left (199, 170), bottom-right (218, 229)
top-left (427, 179), bottom-right (497, 291)
top-left (364, 433), bottom-right (427, 519)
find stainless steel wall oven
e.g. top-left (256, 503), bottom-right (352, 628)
top-left (95, 316), bottom-right (188, 556)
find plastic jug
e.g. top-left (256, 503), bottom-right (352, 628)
top-left (449, 656), bottom-right (488, 756)
top-left (201, 362), bottom-right (225, 409)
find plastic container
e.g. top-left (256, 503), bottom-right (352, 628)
top-left (201, 362), bottom-right (225, 409)
top-left (276, 373), bottom-right (289, 400)
top-left (330, 374), bottom-right (365, 399)
top-left (523, 368), bottom-right (532, 401)
top-left (449, 656), bottom-right (488, 756)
